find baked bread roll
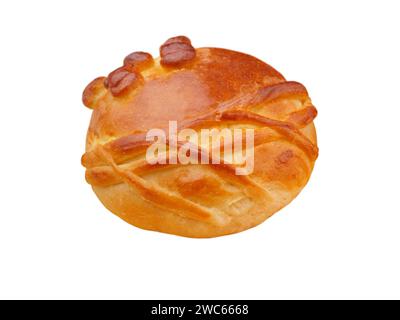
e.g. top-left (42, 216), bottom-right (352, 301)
top-left (81, 36), bottom-right (318, 238)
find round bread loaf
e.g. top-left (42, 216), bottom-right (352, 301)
top-left (81, 36), bottom-right (318, 238)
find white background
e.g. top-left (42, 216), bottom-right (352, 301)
top-left (0, 0), bottom-right (399, 299)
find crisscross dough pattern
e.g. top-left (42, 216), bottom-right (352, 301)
top-left (81, 37), bottom-right (318, 237)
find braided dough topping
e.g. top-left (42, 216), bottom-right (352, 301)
top-left (81, 36), bottom-right (318, 238)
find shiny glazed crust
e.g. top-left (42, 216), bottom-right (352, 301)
top-left (81, 36), bottom-right (318, 238)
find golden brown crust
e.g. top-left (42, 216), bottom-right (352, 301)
top-left (106, 66), bottom-right (143, 97)
top-left (81, 36), bottom-right (318, 238)
top-left (82, 77), bottom-right (107, 109)
top-left (160, 36), bottom-right (196, 67)
top-left (123, 51), bottom-right (154, 71)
